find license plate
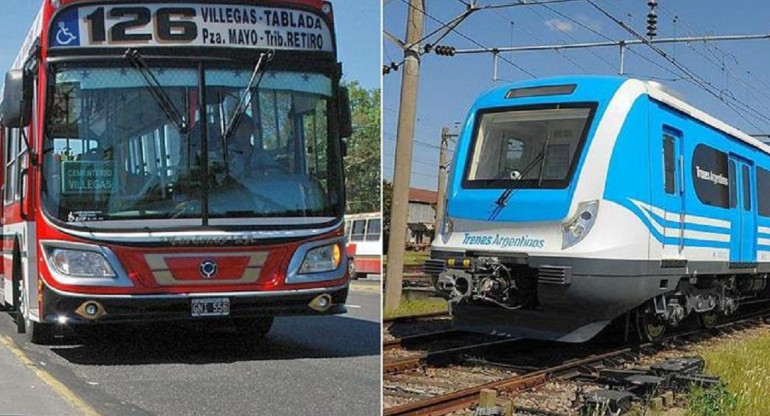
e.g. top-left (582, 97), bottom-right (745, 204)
top-left (191, 298), bottom-right (230, 317)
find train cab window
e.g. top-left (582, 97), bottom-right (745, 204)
top-left (350, 219), bottom-right (366, 242)
top-left (464, 105), bottom-right (594, 189)
top-left (757, 167), bottom-right (770, 216)
top-left (743, 165), bottom-right (751, 211)
top-left (663, 135), bottom-right (676, 194)
top-left (365, 219), bottom-right (381, 241)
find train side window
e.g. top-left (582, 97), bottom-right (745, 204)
top-left (743, 165), bottom-right (751, 211)
top-left (663, 135), bottom-right (675, 194)
top-left (757, 167), bottom-right (770, 216)
top-left (365, 219), bottom-right (381, 241)
top-left (691, 144), bottom-right (730, 209)
top-left (729, 161), bottom-right (737, 209)
top-left (350, 219), bottom-right (366, 242)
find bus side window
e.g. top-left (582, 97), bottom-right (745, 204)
top-left (365, 218), bottom-right (381, 242)
top-left (4, 128), bottom-right (19, 204)
top-left (350, 219), bottom-right (366, 242)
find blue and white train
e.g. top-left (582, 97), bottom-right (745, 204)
top-left (425, 76), bottom-right (770, 342)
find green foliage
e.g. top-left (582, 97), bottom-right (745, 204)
top-left (687, 382), bottom-right (737, 416)
top-left (382, 297), bottom-right (448, 319)
top-left (404, 250), bottom-right (429, 265)
top-left (687, 329), bottom-right (770, 416)
top-left (343, 81), bottom-right (381, 214)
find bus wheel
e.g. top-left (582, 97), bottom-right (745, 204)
top-left (16, 270), bottom-right (54, 345)
top-left (233, 317), bottom-right (274, 339)
top-left (348, 259), bottom-right (357, 280)
top-left (636, 302), bottom-right (667, 343)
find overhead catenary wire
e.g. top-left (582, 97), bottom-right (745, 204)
top-left (585, 0), bottom-right (770, 132)
top-left (386, 0), bottom-right (537, 77)
top-left (655, 4), bottom-right (770, 118)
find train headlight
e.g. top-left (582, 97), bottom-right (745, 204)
top-left (562, 200), bottom-right (599, 249)
top-left (47, 248), bottom-right (116, 278)
top-left (299, 243), bottom-right (342, 274)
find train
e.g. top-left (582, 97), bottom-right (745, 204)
top-left (425, 75), bottom-right (770, 342)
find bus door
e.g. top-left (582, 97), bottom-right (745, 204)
top-left (730, 156), bottom-right (757, 264)
top-left (661, 129), bottom-right (685, 258)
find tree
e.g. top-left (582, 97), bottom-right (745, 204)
top-left (343, 81), bottom-right (381, 214)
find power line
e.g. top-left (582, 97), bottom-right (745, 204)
top-left (384, 133), bottom-right (456, 153)
top-left (656, 4), bottom-right (770, 118)
top-left (484, 2), bottom-right (606, 75)
top-left (387, 0), bottom-right (537, 77)
top-left (585, 0), bottom-right (770, 131)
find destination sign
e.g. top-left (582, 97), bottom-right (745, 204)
top-left (61, 161), bottom-right (114, 194)
top-left (50, 3), bottom-right (334, 52)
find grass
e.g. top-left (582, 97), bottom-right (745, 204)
top-left (685, 328), bottom-right (770, 416)
top-left (383, 296), bottom-right (448, 319)
top-left (404, 250), bottom-right (430, 266)
top-left (687, 383), bottom-right (737, 416)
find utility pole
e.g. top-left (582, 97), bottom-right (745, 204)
top-left (385, 0), bottom-right (425, 312)
top-left (434, 127), bottom-right (456, 233)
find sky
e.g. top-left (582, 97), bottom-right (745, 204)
top-left (384, 0), bottom-right (770, 190)
top-left (0, 0), bottom-right (381, 91)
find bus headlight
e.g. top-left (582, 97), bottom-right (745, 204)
top-left (562, 200), bottom-right (599, 249)
top-left (299, 243), bottom-right (342, 274)
top-left (47, 248), bottom-right (116, 278)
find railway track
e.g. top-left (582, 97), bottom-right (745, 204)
top-left (383, 310), bottom-right (770, 416)
top-left (384, 333), bottom-right (524, 373)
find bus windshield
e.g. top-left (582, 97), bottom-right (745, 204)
top-left (43, 63), bottom-right (343, 225)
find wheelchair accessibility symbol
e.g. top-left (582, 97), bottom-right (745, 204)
top-left (56, 22), bottom-right (78, 46)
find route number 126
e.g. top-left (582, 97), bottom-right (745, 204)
top-left (85, 7), bottom-right (199, 43)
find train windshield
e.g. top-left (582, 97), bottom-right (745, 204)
top-left (42, 63), bottom-right (343, 225)
top-left (464, 106), bottom-right (594, 189)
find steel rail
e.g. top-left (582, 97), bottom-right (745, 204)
top-left (384, 311), bottom-right (770, 416)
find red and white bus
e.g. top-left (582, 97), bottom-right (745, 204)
top-left (344, 212), bottom-right (381, 279)
top-left (0, 0), bottom-right (353, 343)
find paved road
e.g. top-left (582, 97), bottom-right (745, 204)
top-left (0, 283), bottom-right (381, 416)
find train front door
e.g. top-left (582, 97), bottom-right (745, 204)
top-left (661, 129), bottom-right (685, 258)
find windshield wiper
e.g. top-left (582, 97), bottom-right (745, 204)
top-left (125, 48), bottom-right (188, 133)
top-left (222, 50), bottom-right (274, 144)
top-left (488, 147), bottom-right (547, 221)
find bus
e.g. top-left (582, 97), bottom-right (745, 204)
top-left (344, 212), bottom-right (381, 279)
top-left (0, 0), bottom-right (353, 343)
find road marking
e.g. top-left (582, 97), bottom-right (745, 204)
top-left (346, 304), bottom-right (362, 308)
top-left (0, 335), bottom-right (103, 416)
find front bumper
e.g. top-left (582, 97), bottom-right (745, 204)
top-left (40, 282), bottom-right (349, 325)
top-left (427, 252), bottom-right (675, 342)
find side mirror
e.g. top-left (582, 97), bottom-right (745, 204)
top-left (1, 69), bottom-right (33, 128)
top-left (338, 86), bottom-right (353, 139)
